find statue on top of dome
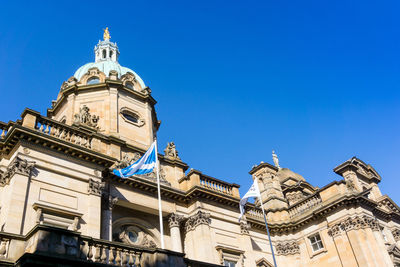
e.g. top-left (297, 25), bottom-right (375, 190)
top-left (103, 27), bottom-right (111, 41)
top-left (272, 150), bottom-right (281, 169)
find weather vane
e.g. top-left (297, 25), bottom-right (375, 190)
top-left (103, 27), bottom-right (111, 41)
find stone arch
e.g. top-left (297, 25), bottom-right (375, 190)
top-left (79, 67), bottom-right (106, 85)
top-left (121, 72), bottom-right (142, 91)
top-left (112, 217), bottom-right (160, 248)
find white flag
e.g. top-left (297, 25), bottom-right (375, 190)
top-left (239, 179), bottom-right (261, 222)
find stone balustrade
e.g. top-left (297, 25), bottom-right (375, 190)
top-left (287, 193), bottom-right (322, 218)
top-left (35, 116), bottom-right (93, 149)
top-left (199, 176), bottom-right (234, 196)
top-left (179, 169), bottom-right (240, 198)
top-left (245, 205), bottom-right (264, 220)
top-left (81, 237), bottom-right (142, 266)
top-left (0, 122), bottom-right (9, 140)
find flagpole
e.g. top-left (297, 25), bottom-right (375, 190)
top-left (154, 139), bottom-right (165, 249)
top-left (258, 196), bottom-right (278, 267)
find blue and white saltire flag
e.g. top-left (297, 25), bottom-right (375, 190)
top-left (113, 142), bottom-right (157, 178)
top-left (239, 179), bottom-right (261, 222)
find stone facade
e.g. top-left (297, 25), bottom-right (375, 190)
top-left (0, 32), bottom-right (400, 267)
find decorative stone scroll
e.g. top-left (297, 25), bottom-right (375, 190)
top-left (164, 142), bottom-right (180, 160)
top-left (392, 229), bottom-right (400, 241)
top-left (185, 210), bottom-right (211, 232)
top-left (73, 105), bottom-right (99, 130)
top-left (328, 215), bottom-right (380, 237)
top-left (168, 213), bottom-right (184, 228)
top-left (102, 194), bottom-right (118, 211)
top-left (0, 157), bottom-right (35, 186)
top-left (88, 179), bottom-right (105, 196)
top-left (240, 221), bottom-right (250, 235)
top-left (117, 225), bottom-right (157, 248)
top-left (275, 241), bottom-right (300, 255)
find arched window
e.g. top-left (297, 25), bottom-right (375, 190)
top-left (102, 50), bottom-right (106, 59)
top-left (125, 82), bottom-right (134, 90)
top-left (110, 50), bottom-right (113, 58)
top-left (87, 77), bottom-right (100, 85)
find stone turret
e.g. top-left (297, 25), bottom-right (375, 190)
top-left (249, 162), bottom-right (288, 210)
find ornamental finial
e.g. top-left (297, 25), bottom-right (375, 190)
top-left (103, 27), bottom-right (111, 41)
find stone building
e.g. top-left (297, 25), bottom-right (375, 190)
top-left (0, 31), bottom-right (399, 267)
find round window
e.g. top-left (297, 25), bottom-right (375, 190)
top-left (128, 231), bottom-right (138, 243)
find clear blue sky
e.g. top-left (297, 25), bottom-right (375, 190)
top-left (0, 1), bottom-right (399, 202)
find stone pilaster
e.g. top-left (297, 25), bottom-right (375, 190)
top-left (328, 215), bottom-right (388, 267)
top-left (168, 213), bottom-right (184, 252)
top-left (101, 195), bottom-right (118, 241)
top-left (184, 210), bottom-right (214, 263)
top-left (2, 157), bottom-right (35, 234)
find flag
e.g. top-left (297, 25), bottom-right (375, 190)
top-left (113, 142), bottom-right (157, 178)
top-left (239, 179), bottom-right (261, 222)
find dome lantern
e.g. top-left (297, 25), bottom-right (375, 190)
top-left (94, 27), bottom-right (119, 62)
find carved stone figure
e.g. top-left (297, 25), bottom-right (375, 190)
top-left (272, 150), bottom-right (280, 169)
top-left (103, 27), bottom-right (111, 41)
top-left (240, 221), bottom-right (250, 235)
top-left (115, 152), bottom-right (141, 169)
top-left (73, 105), bottom-right (100, 130)
top-left (164, 142), bottom-right (180, 159)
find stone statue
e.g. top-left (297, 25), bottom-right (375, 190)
top-left (164, 142), bottom-right (180, 159)
top-left (272, 150), bottom-right (281, 169)
top-left (103, 27), bottom-right (111, 41)
top-left (73, 105), bottom-right (100, 130)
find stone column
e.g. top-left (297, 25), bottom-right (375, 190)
top-left (101, 194), bottom-right (118, 241)
top-left (328, 224), bottom-right (359, 267)
top-left (168, 213), bottom-right (184, 252)
top-left (87, 179), bottom-right (105, 238)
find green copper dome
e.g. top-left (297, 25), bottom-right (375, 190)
top-left (73, 60), bottom-right (146, 88)
top-left (73, 39), bottom-right (146, 89)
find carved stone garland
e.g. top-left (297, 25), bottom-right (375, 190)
top-left (185, 211), bottom-right (211, 233)
top-left (275, 241), bottom-right (300, 255)
top-left (0, 157), bottom-right (35, 186)
top-left (328, 215), bottom-right (380, 237)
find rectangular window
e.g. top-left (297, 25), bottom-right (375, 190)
top-left (309, 233), bottom-right (324, 252)
top-left (224, 260), bottom-right (236, 267)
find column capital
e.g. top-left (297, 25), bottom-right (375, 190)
top-left (168, 213), bottom-right (184, 228)
top-left (0, 157), bottom-right (35, 186)
top-left (185, 210), bottom-right (211, 233)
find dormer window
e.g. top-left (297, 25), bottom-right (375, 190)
top-left (87, 77), bottom-right (100, 85)
top-left (125, 82), bottom-right (134, 90)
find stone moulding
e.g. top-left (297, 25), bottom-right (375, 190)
top-left (184, 210), bottom-right (211, 233)
top-left (0, 156), bottom-right (35, 186)
top-left (328, 215), bottom-right (380, 237)
top-left (275, 241), bottom-right (300, 255)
